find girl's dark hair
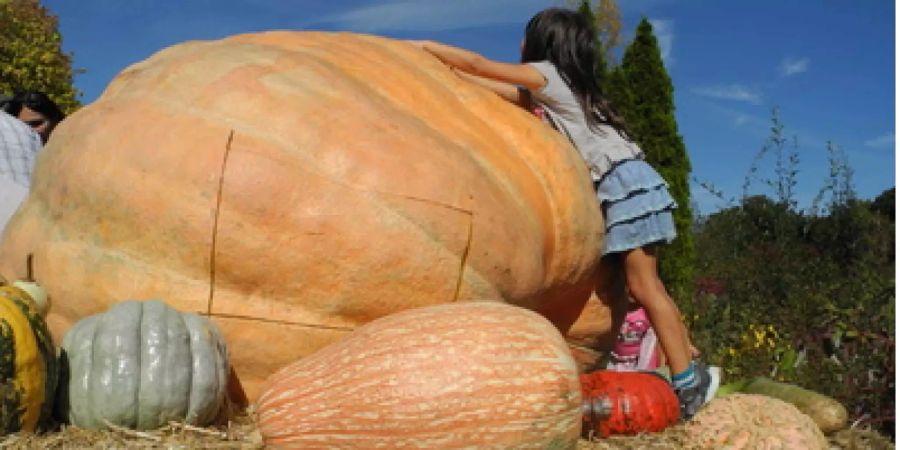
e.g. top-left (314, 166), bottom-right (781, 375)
top-left (521, 8), bottom-right (629, 136)
top-left (4, 91), bottom-right (66, 123)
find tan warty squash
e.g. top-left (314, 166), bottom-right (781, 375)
top-left (683, 393), bottom-right (828, 449)
top-left (0, 284), bottom-right (58, 434)
top-left (256, 302), bottom-right (583, 449)
top-left (734, 376), bottom-right (849, 433)
top-left (0, 31), bottom-right (605, 400)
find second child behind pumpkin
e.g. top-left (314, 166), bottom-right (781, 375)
top-left (2, 91), bottom-right (66, 145)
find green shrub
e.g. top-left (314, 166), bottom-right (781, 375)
top-left (690, 111), bottom-right (894, 437)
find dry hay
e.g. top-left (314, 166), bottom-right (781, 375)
top-left (0, 409), bottom-right (262, 449)
top-left (0, 405), bottom-right (891, 449)
top-left (827, 426), bottom-right (896, 450)
top-left (577, 422), bottom-right (894, 450)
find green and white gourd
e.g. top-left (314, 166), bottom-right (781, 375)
top-left (60, 300), bottom-right (229, 430)
top-left (0, 285), bottom-right (58, 434)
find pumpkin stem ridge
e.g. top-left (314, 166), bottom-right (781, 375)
top-left (207, 130), bottom-right (234, 316)
top-left (452, 209), bottom-right (474, 302)
top-left (25, 254), bottom-right (34, 282)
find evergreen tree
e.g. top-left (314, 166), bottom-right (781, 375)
top-left (607, 18), bottom-right (696, 314)
top-left (0, 0), bottom-right (81, 112)
top-left (870, 187), bottom-right (894, 222)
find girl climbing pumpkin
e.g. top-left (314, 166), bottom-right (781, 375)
top-left (409, 7), bottom-right (719, 419)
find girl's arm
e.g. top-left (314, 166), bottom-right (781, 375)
top-left (410, 40), bottom-right (546, 92)
top-left (451, 68), bottom-right (530, 107)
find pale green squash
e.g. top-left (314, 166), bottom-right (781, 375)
top-left (60, 300), bottom-right (229, 430)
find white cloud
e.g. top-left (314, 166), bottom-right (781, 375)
top-left (692, 84), bottom-right (762, 104)
top-left (863, 133), bottom-right (895, 149)
top-left (704, 103), bottom-right (766, 129)
top-left (778, 57), bottom-right (810, 77)
top-left (733, 113), bottom-right (751, 126)
top-left (312, 0), bottom-right (549, 33)
top-left (649, 19), bottom-right (674, 66)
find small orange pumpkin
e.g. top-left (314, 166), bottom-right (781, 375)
top-left (580, 370), bottom-right (680, 437)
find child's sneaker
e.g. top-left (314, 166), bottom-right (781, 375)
top-left (676, 362), bottom-right (721, 420)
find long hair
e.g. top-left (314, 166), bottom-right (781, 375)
top-left (4, 91), bottom-right (66, 124)
top-left (520, 8), bottom-right (629, 136)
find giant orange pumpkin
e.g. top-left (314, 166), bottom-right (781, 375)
top-left (0, 32), bottom-right (605, 399)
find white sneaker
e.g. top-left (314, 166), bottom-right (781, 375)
top-left (677, 362), bottom-right (721, 420)
top-left (704, 365), bottom-right (721, 403)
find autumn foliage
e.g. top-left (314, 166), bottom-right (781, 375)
top-left (0, 0), bottom-right (80, 112)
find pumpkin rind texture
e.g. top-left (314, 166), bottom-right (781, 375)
top-left (565, 269), bottom-right (625, 373)
top-left (0, 286), bottom-right (58, 434)
top-left (580, 370), bottom-right (680, 437)
top-left (0, 31), bottom-right (604, 400)
top-left (255, 302), bottom-right (583, 449)
top-left (683, 393), bottom-right (828, 449)
top-left (60, 300), bottom-right (229, 430)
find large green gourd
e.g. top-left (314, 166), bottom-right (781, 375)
top-left (60, 300), bottom-right (229, 430)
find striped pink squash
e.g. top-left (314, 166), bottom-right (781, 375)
top-left (256, 302), bottom-right (583, 449)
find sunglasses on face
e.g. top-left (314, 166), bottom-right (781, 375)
top-left (24, 119), bottom-right (47, 128)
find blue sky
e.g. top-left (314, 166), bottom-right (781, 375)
top-left (43, 0), bottom-right (895, 214)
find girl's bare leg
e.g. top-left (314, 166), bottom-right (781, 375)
top-left (621, 245), bottom-right (692, 374)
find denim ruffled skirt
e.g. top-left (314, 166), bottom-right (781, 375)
top-left (596, 159), bottom-right (677, 255)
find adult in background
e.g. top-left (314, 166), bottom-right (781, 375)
top-left (0, 101), bottom-right (41, 231)
top-left (3, 91), bottom-right (66, 144)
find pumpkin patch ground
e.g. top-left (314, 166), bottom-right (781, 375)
top-left (0, 409), bottom-right (892, 449)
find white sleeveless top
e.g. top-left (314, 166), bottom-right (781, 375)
top-left (528, 61), bottom-right (643, 181)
